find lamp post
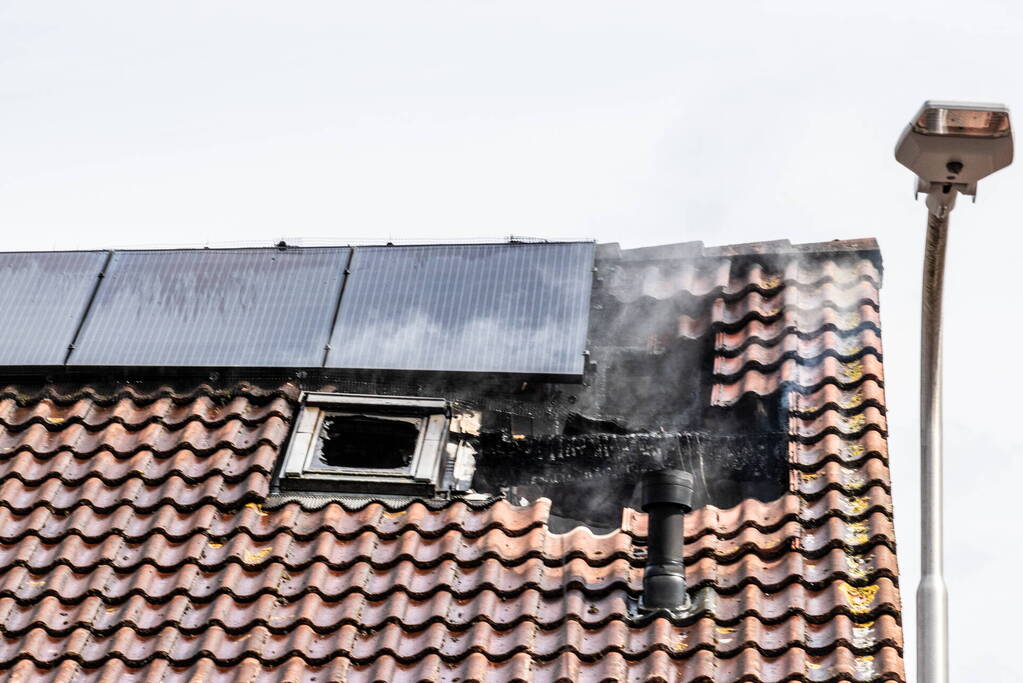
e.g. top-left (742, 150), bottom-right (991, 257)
top-left (895, 101), bottom-right (1013, 683)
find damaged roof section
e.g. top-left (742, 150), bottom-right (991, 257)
top-left (460, 238), bottom-right (883, 528)
top-left (0, 239), bottom-right (884, 529)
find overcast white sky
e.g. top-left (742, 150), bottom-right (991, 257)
top-left (3, 1), bottom-right (1022, 679)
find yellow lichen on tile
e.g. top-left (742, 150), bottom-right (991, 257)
top-left (845, 496), bottom-right (870, 515)
top-left (843, 414), bottom-right (867, 432)
top-left (840, 392), bottom-right (864, 410)
top-left (243, 546), bottom-right (273, 564)
top-left (841, 444), bottom-right (866, 460)
top-left (715, 625), bottom-right (736, 645)
top-left (799, 400), bottom-right (820, 413)
top-left (244, 502), bottom-right (268, 517)
top-left (846, 475), bottom-right (867, 492)
top-left (841, 583), bottom-right (879, 613)
top-left (840, 360), bottom-right (864, 382)
top-left (845, 521), bottom-right (870, 546)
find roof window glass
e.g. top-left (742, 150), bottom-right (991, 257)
top-left (315, 414), bottom-right (421, 470)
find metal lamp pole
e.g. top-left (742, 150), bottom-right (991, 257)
top-left (918, 188), bottom-right (953, 683)
top-left (895, 101), bottom-right (1013, 683)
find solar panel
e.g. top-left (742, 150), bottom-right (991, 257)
top-left (69, 247), bottom-right (350, 367)
top-left (324, 242), bottom-right (594, 377)
top-left (0, 251), bottom-right (107, 366)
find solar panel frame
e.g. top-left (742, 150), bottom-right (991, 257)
top-left (0, 250), bottom-right (108, 366)
top-left (68, 247), bottom-right (351, 368)
top-left (324, 242), bottom-right (595, 377)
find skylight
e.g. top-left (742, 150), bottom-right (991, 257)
top-left (276, 393), bottom-right (454, 497)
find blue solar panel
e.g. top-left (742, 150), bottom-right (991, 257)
top-left (69, 247), bottom-right (350, 367)
top-left (0, 251), bottom-right (107, 366)
top-left (324, 242), bottom-right (594, 377)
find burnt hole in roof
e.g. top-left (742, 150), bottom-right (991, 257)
top-left (472, 429), bottom-right (788, 532)
top-left (316, 414), bottom-right (419, 470)
top-left (456, 254), bottom-right (793, 531)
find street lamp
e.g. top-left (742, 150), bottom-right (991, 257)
top-left (895, 101), bottom-right (1013, 683)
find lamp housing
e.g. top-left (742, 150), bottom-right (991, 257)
top-left (895, 100), bottom-right (1013, 194)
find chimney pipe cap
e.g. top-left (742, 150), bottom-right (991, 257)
top-left (641, 469), bottom-right (695, 511)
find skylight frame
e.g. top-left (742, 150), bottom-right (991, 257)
top-left (278, 392), bottom-right (450, 496)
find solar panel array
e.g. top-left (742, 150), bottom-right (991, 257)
top-left (2, 242), bottom-right (595, 377)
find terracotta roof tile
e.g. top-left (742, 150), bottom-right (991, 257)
top-left (712, 355), bottom-right (885, 406)
top-left (0, 395), bottom-right (291, 432)
top-left (4, 645), bottom-right (907, 682)
top-left (0, 498), bottom-right (549, 544)
top-left (714, 329), bottom-right (883, 375)
top-left (0, 612), bottom-right (903, 670)
top-left (0, 470), bottom-right (269, 513)
top-left (604, 256), bottom-right (880, 305)
top-left (680, 303), bottom-right (881, 340)
top-left (790, 380), bottom-right (886, 417)
top-left (790, 432), bottom-right (888, 469)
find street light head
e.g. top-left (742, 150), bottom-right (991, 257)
top-left (895, 100), bottom-right (1013, 192)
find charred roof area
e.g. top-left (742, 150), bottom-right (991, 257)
top-left (473, 431), bottom-right (787, 531)
top-left (0, 239), bottom-right (881, 531)
top-left (464, 244), bottom-right (793, 530)
top-left (284, 241), bottom-right (799, 531)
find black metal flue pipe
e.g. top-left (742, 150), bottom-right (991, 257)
top-left (639, 469), bottom-right (695, 613)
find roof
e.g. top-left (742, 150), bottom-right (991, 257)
top-left (0, 238), bottom-right (902, 682)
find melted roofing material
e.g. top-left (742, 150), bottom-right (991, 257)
top-left (68, 248), bottom-right (350, 367)
top-left (0, 251), bottom-right (107, 366)
top-left (325, 243), bottom-right (594, 376)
